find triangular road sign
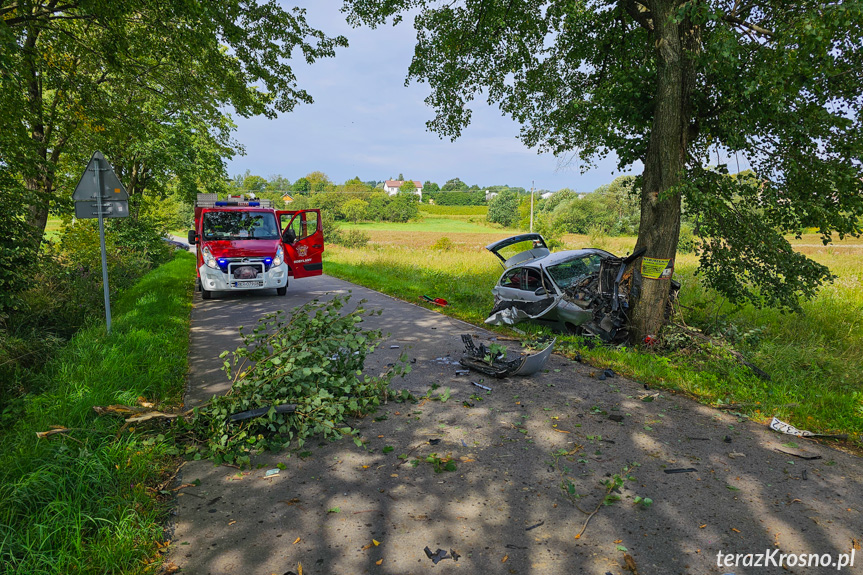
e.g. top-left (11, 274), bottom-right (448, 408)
top-left (72, 151), bottom-right (129, 201)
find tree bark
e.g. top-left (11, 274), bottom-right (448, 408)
top-left (630, 0), bottom-right (694, 343)
top-left (23, 22), bottom-right (50, 248)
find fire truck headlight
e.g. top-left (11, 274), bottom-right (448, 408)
top-left (202, 246), bottom-right (218, 269)
top-left (272, 245), bottom-right (284, 267)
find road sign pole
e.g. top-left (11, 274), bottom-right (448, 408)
top-left (95, 165), bottom-right (112, 334)
top-left (71, 151), bottom-right (128, 335)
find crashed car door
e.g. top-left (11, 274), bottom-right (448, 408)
top-left (488, 267), bottom-right (593, 328)
top-left (488, 268), bottom-right (562, 325)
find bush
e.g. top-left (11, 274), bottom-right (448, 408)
top-left (319, 209), bottom-right (343, 244)
top-left (389, 192), bottom-right (420, 222)
top-left (0, 176), bottom-right (38, 315)
top-left (431, 236), bottom-right (455, 251)
top-left (587, 224), bottom-right (610, 249)
top-left (340, 198), bottom-right (368, 223)
top-left (337, 229), bottom-right (370, 248)
top-left (533, 215), bottom-right (566, 250)
top-left (677, 223), bottom-right (698, 254)
top-left (10, 213), bottom-right (174, 343)
top-left (487, 190), bottom-right (520, 227)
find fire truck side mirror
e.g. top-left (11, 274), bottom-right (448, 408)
top-left (282, 228), bottom-right (296, 244)
top-left (188, 230), bottom-right (198, 245)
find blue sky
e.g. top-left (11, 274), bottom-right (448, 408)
top-left (225, 3), bottom-right (638, 192)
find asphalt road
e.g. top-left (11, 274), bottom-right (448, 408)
top-left (168, 273), bottom-right (863, 575)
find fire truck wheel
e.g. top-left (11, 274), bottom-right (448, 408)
top-left (201, 287), bottom-right (212, 300)
top-left (276, 286), bottom-right (287, 296)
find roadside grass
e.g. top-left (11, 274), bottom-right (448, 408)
top-left (325, 245), bottom-right (499, 326)
top-left (325, 234), bottom-right (863, 443)
top-left (0, 252), bottom-right (195, 574)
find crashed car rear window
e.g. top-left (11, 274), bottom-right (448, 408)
top-left (546, 254), bottom-right (604, 289)
top-left (495, 240), bottom-right (539, 262)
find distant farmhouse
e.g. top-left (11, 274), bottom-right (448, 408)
top-left (383, 180), bottom-right (423, 200)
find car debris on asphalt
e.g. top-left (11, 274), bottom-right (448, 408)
top-left (776, 447), bottom-right (822, 460)
top-left (459, 334), bottom-right (555, 377)
top-left (423, 547), bottom-right (452, 564)
top-left (769, 416), bottom-right (848, 439)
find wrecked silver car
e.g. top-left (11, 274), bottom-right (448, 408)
top-left (484, 233), bottom-right (678, 342)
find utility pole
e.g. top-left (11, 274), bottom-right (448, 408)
top-left (529, 181), bottom-right (535, 232)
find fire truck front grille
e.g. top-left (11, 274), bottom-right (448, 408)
top-left (228, 262), bottom-right (264, 281)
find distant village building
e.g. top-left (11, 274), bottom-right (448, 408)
top-left (484, 190), bottom-right (498, 202)
top-left (383, 180), bottom-right (423, 200)
top-left (540, 190), bottom-right (587, 201)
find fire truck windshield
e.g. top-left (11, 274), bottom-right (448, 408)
top-left (202, 211), bottom-right (280, 240)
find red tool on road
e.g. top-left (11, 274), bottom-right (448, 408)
top-left (421, 295), bottom-right (448, 307)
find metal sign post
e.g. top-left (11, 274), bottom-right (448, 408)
top-left (72, 152), bottom-right (129, 334)
top-left (94, 164), bottom-right (111, 332)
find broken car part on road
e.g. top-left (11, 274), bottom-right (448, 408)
top-left (459, 334), bottom-right (555, 377)
top-left (769, 416), bottom-right (848, 440)
top-left (483, 234), bottom-right (679, 342)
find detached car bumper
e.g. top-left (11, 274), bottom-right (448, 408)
top-left (198, 262), bottom-right (288, 292)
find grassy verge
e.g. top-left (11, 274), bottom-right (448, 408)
top-left (324, 233), bottom-right (863, 445)
top-left (0, 252), bottom-right (195, 574)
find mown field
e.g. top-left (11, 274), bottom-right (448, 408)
top-left (341, 211), bottom-right (494, 234)
top-left (324, 224), bottom-right (863, 446)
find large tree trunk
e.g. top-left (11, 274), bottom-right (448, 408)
top-left (22, 23), bottom-right (51, 248)
top-left (629, 0), bottom-right (694, 343)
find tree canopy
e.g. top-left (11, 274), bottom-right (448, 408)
top-left (344, 0), bottom-right (863, 339)
top-left (1, 0), bottom-right (346, 241)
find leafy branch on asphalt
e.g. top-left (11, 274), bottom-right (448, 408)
top-left (179, 295), bottom-right (410, 467)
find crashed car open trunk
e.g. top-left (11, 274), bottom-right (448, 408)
top-left (484, 234), bottom-right (679, 343)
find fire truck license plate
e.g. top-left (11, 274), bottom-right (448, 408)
top-left (234, 281), bottom-right (264, 288)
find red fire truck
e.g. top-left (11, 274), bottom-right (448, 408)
top-left (187, 194), bottom-right (323, 299)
